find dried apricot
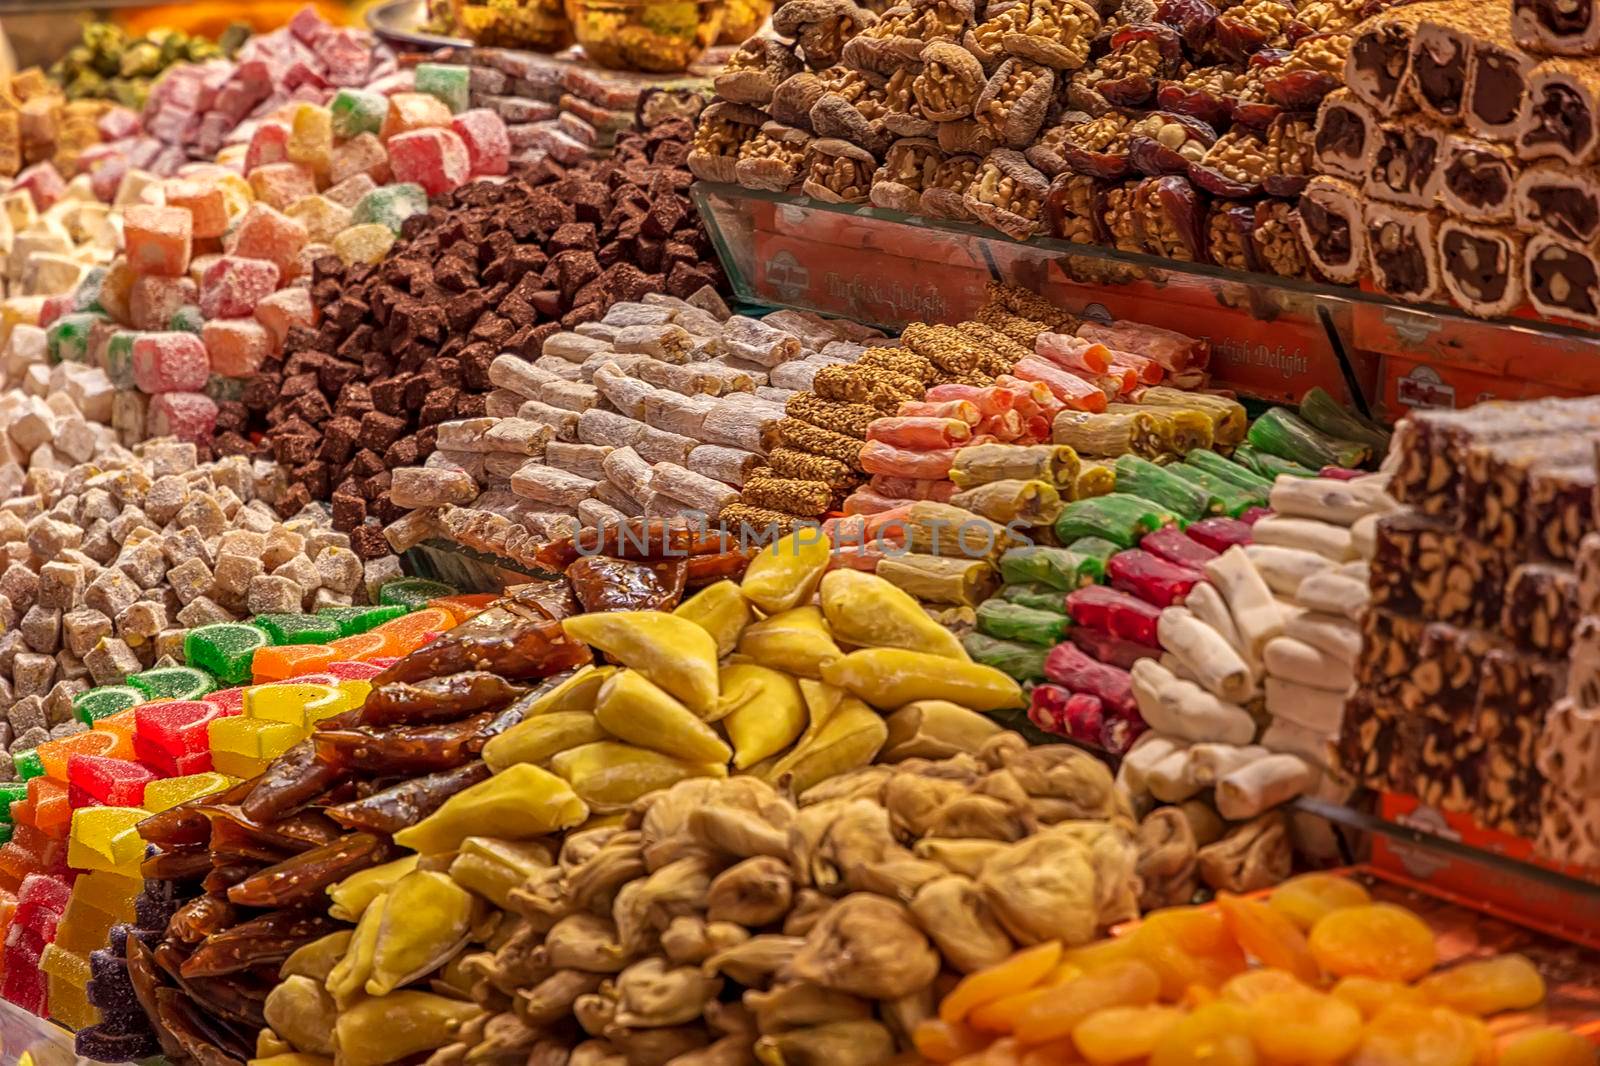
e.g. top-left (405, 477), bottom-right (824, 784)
top-left (1498, 1027), bottom-right (1598, 1066)
top-left (981, 1036), bottom-right (1023, 1066)
top-left (1136, 907), bottom-right (1248, 998)
top-left (1220, 968), bottom-right (1306, 1005)
top-left (1073, 1005), bottom-right (1186, 1063)
top-left (1331, 976), bottom-right (1427, 1019)
top-left (915, 1019), bottom-right (991, 1062)
top-left (1244, 988), bottom-right (1363, 1062)
top-left (1013, 960), bottom-right (1161, 1045)
top-left (1150, 1001), bottom-right (1258, 1066)
top-left (1059, 934), bottom-right (1143, 973)
top-left (1416, 954), bottom-right (1546, 1015)
top-left (1018, 1038), bottom-right (1084, 1066)
top-left (1307, 904), bottom-right (1437, 982)
top-left (1348, 1004), bottom-right (1481, 1066)
top-left (942, 941), bottom-right (1063, 1025)
top-left (1268, 874), bottom-right (1372, 931)
top-left (968, 987), bottom-right (1057, 1034)
top-left (1217, 894), bottom-right (1320, 983)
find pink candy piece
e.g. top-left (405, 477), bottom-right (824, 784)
top-left (231, 204), bottom-right (309, 276)
top-left (387, 128), bottom-right (470, 196)
top-left (124, 205), bottom-right (194, 277)
top-left (132, 332), bottom-right (210, 393)
top-left (199, 256), bottom-right (281, 319)
top-left (39, 294), bottom-right (73, 329)
top-left (148, 392), bottom-right (219, 444)
top-left (203, 318), bottom-right (274, 376)
top-left (330, 133), bottom-right (391, 186)
top-left (249, 161), bottom-right (318, 211)
top-left (255, 286), bottom-right (316, 349)
top-left (245, 122), bottom-right (291, 172)
top-left (129, 275), bottom-right (198, 332)
top-left (98, 107), bottom-right (142, 140)
top-left (164, 180), bottom-right (229, 239)
top-left (14, 163), bottom-right (65, 211)
top-left (451, 109), bottom-right (510, 176)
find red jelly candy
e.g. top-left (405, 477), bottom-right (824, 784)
top-left (135, 700), bottom-right (224, 758)
top-left (1068, 626), bottom-right (1159, 671)
top-left (1042, 642), bottom-right (1137, 717)
top-left (206, 688), bottom-right (246, 714)
top-left (132, 736), bottom-right (213, 777)
top-left (1, 926), bottom-right (47, 1013)
top-left (1065, 585), bottom-right (1162, 647)
top-left (1140, 524), bottom-right (1219, 569)
top-left (1028, 683), bottom-right (1105, 745)
top-left (67, 756), bottom-right (155, 808)
top-left (1186, 516), bottom-right (1254, 552)
top-left (327, 661), bottom-right (384, 680)
top-left (1106, 549), bottom-right (1203, 608)
top-left (15, 873), bottom-right (71, 926)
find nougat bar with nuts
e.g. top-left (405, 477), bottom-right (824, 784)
top-left (1501, 561), bottom-right (1581, 657)
top-left (1370, 511), bottom-right (1504, 628)
top-left (1460, 433), bottom-right (1594, 550)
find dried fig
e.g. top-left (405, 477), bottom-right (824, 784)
top-left (736, 123), bottom-right (815, 193)
top-left (801, 138), bottom-right (879, 203)
top-left (870, 137), bottom-right (946, 210)
top-left (790, 894), bottom-right (941, 999)
top-left (715, 39), bottom-right (805, 106)
top-left (964, 149), bottom-right (1050, 239)
top-left (913, 41), bottom-right (986, 120)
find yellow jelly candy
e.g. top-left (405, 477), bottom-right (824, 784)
top-left (143, 772), bottom-right (234, 813)
top-left (332, 223), bottom-right (396, 266)
top-left (68, 806), bottom-right (151, 874)
top-left (210, 716), bottom-right (304, 760)
top-left (1308, 904), bottom-right (1437, 982)
top-left (246, 683), bottom-right (352, 728)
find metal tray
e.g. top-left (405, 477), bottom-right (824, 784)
top-left (366, 0), bottom-right (471, 50)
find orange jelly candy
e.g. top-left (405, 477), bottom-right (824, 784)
top-left (252, 643), bottom-right (339, 682)
top-left (327, 631), bottom-right (390, 662)
top-left (370, 607), bottom-right (453, 655)
top-left (24, 777), bottom-right (70, 834)
top-left (427, 594), bottom-right (496, 623)
top-left (38, 729), bottom-right (127, 781)
top-left (1308, 904), bottom-right (1437, 982)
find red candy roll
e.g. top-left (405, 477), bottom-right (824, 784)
top-left (859, 440), bottom-right (959, 480)
top-left (1042, 642), bottom-right (1137, 717)
top-left (1065, 585), bottom-right (1163, 647)
top-left (1186, 516), bottom-right (1255, 552)
top-left (1108, 350), bottom-right (1164, 385)
top-left (1106, 549), bottom-right (1204, 608)
top-left (1012, 356), bottom-right (1108, 413)
top-left (1140, 525), bottom-right (1219, 569)
top-left (865, 415), bottom-right (973, 450)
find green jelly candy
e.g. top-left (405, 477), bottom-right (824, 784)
top-left (0, 823), bottom-right (13, 846)
top-left (254, 613), bottom-right (343, 646)
top-left (316, 604), bottom-right (407, 636)
top-left (73, 685), bottom-right (144, 724)
top-left (170, 304), bottom-right (205, 334)
top-left (976, 600), bottom-right (1070, 647)
top-left (185, 623), bottom-right (270, 684)
top-left (205, 373), bottom-right (247, 403)
top-left (414, 63), bottom-right (470, 113)
top-left (14, 749), bottom-right (43, 781)
top-left (74, 266), bottom-right (108, 312)
top-left (47, 312), bottom-right (102, 364)
top-left (128, 665), bottom-right (216, 701)
top-left (330, 87), bottom-right (389, 139)
top-left (961, 632), bottom-right (1048, 683)
top-left (378, 578), bottom-right (457, 609)
top-left (0, 782), bottom-right (26, 823)
top-left (105, 331), bottom-right (137, 388)
top-left (998, 582), bottom-right (1069, 614)
top-left (352, 183), bottom-right (428, 234)
top-left (998, 545), bottom-right (1106, 591)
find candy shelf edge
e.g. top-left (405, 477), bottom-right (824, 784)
top-left (691, 180), bottom-right (1600, 409)
top-left (0, 991), bottom-right (93, 1063)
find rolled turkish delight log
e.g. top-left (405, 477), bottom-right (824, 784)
top-left (1465, 36), bottom-right (1537, 142)
top-left (1345, 3), bottom-right (1435, 115)
top-left (1409, 4), bottom-right (1506, 123)
top-left (1525, 233), bottom-right (1600, 326)
top-left (650, 462), bottom-right (740, 517)
top-left (517, 399), bottom-right (582, 442)
top-left (601, 445), bottom-right (655, 503)
top-left (545, 441), bottom-right (615, 481)
top-left (535, 355), bottom-right (586, 381)
top-left (595, 479), bottom-right (645, 516)
top-left (688, 444), bottom-right (763, 487)
top-left (592, 362), bottom-right (657, 419)
top-left (1367, 118), bottom-right (1448, 207)
top-left (1439, 136), bottom-right (1518, 223)
top-left (578, 496), bottom-right (630, 531)
top-left (1517, 58), bottom-right (1600, 165)
top-left (1297, 176), bottom-right (1367, 284)
top-left (876, 553), bottom-right (998, 607)
top-left (540, 377), bottom-right (601, 413)
top-left (1515, 162), bottom-right (1600, 245)
top-left (1501, 562), bottom-right (1581, 657)
top-left (1513, 0), bottom-right (1600, 57)
top-left (1535, 785), bottom-right (1600, 869)
top-left (510, 461), bottom-right (598, 507)
top-left (1365, 203), bottom-right (1446, 304)
top-left (644, 391), bottom-right (718, 439)
top-left (1312, 90), bottom-right (1377, 183)
top-left (702, 396), bottom-right (783, 452)
top-left (635, 425), bottom-right (699, 465)
top-left (1438, 219), bottom-right (1525, 319)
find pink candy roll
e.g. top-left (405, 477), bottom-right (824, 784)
top-left (1012, 356), bottom-right (1108, 413)
top-left (860, 439), bottom-right (958, 481)
top-left (868, 475), bottom-right (958, 502)
top-left (865, 415), bottom-right (974, 450)
top-left (895, 398), bottom-right (981, 424)
top-left (1036, 331), bottom-right (1113, 374)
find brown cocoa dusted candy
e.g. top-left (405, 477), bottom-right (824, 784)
top-left (913, 40), bottom-right (985, 121)
top-left (1044, 171), bottom-right (1105, 243)
top-left (800, 137), bottom-right (879, 203)
top-left (920, 151), bottom-right (982, 218)
top-left (1264, 30), bottom-right (1349, 109)
top-left (1312, 88), bottom-right (1376, 183)
top-left (1501, 562), bottom-right (1582, 658)
top-left (1131, 175), bottom-right (1209, 261)
top-left (1213, 0), bottom-right (1296, 62)
top-left (973, 58), bottom-right (1056, 149)
top-left (772, 0), bottom-right (879, 69)
top-left (1438, 219), bottom-right (1525, 319)
top-left (870, 136), bottom-right (945, 210)
top-left (1366, 202), bottom-right (1446, 304)
top-left (1074, 23), bottom-right (1187, 111)
top-left (1157, 65), bottom-right (1245, 128)
top-left (1525, 233), bottom-right (1600, 327)
top-left (1514, 160), bottom-right (1600, 244)
top-left (963, 149), bottom-right (1050, 239)
top-left (1253, 199), bottom-right (1309, 277)
top-left (1366, 116), bottom-right (1448, 208)
top-left (715, 38), bottom-right (805, 106)
top-left (688, 102), bottom-right (768, 182)
top-left (1343, 1), bottom-right (1433, 116)
top-left (1127, 111), bottom-right (1217, 175)
top-left (1513, 0), bottom-right (1600, 58)
top-left (735, 122), bottom-right (815, 192)
top-left (1297, 175), bottom-right (1367, 283)
top-left (1518, 58), bottom-right (1600, 167)
top-left (1465, 31), bottom-right (1536, 142)
top-left (969, 0), bottom-right (1101, 70)
top-left (1439, 135), bottom-right (1519, 224)
top-left (1408, 4), bottom-right (1501, 123)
